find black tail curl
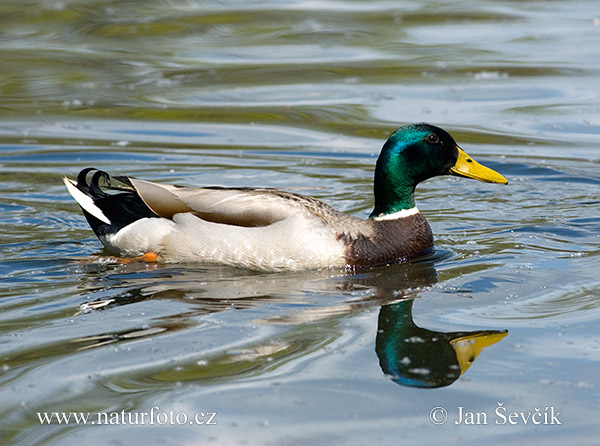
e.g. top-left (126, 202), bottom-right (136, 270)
top-left (74, 168), bottom-right (159, 237)
top-left (76, 168), bottom-right (112, 198)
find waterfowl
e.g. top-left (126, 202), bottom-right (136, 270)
top-left (64, 123), bottom-right (507, 271)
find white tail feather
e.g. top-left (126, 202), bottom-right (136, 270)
top-left (63, 177), bottom-right (112, 224)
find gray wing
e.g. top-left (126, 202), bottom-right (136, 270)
top-left (129, 178), bottom-right (349, 228)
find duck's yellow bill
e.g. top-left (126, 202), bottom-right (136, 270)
top-left (449, 147), bottom-right (508, 184)
top-left (450, 331), bottom-right (508, 374)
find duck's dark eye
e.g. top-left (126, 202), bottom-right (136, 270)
top-left (426, 133), bottom-right (440, 144)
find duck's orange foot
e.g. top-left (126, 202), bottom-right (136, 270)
top-left (137, 252), bottom-right (159, 262)
top-left (111, 252), bottom-right (159, 264)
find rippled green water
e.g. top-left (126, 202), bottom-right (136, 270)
top-left (1, 1), bottom-right (599, 444)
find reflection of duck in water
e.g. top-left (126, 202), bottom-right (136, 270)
top-left (72, 257), bottom-right (506, 387)
top-left (376, 299), bottom-right (507, 388)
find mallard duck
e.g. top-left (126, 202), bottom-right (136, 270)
top-left (64, 123), bottom-right (507, 271)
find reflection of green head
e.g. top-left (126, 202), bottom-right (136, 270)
top-left (376, 300), bottom-right (507, 388)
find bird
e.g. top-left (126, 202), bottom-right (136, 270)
top-left (63, 123), bottom-right (507, 271)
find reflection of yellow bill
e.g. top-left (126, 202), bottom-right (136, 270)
top-left (450, 331), bottom-right (508, 374)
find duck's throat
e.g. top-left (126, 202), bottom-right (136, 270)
top-left (369, 185), bottom-right (416, 219)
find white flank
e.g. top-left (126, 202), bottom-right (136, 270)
top-left (63, 177), bottom-right (112, 224)
top-left (372, 206), bottom-right (420, 221)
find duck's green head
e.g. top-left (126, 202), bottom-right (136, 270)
top-left (370, 123), bottom-right (507, 218)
